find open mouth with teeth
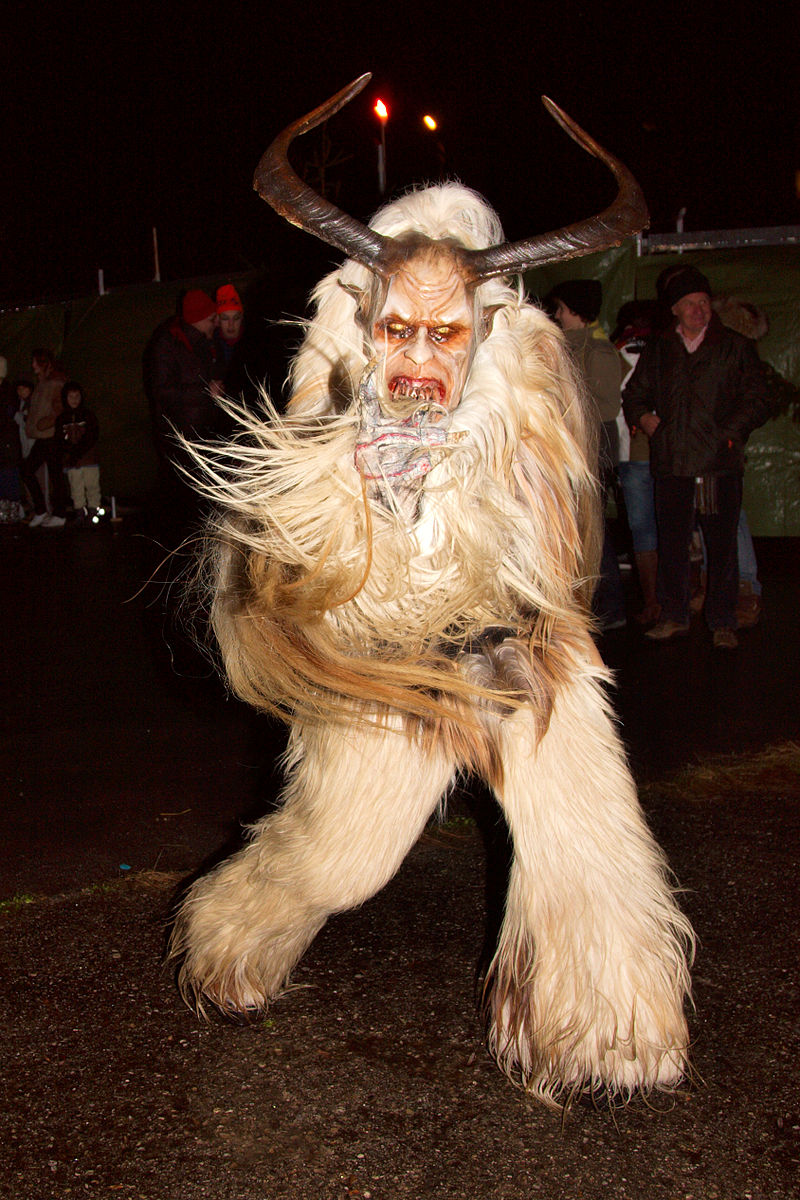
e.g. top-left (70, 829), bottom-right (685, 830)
top-left (389, 376), bottom-right (446, 405)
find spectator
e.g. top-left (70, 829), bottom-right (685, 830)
top-left (0, 358), bottom-right (23, 523)
top-left (623, 266), bottom-right (770, 649)
top-left (213, 281), bottom-right (272, 408)
top-left (614, 301), bottom-right (661, 626)
top-left (13, 378), bottom-right (35, 463)
top-left (214, 283), bottom-right (244, 376)
top-left (550, 279), bottom-right (626, 630)
top-left (22, 349), bottom-right (68, 528)
top-left (54, 381), bottom-right (101, 521)
top-left (142, 290), bottom-right (222, 532)
top-left (143, 289), bottom-right (221, 446)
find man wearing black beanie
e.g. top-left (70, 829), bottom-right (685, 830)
top-left (623, 266), bottom-right (769, 648)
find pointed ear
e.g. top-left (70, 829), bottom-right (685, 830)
top-left (481, 305), bottom-right (502, 339)
top-left (339, 282), bottom-right (373, 332)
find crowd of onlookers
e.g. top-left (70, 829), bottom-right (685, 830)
top-left (0, 351), bottom-right (102, 528)
top-left (1, 268), bottom-right (775, 648)
top-left (548, 263), bottom-right (770, 648)
top-left (0, 281), bottom-right (264, 537)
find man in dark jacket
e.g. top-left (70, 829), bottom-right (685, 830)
top-left (623, 266), bottom-right (769, 648)
top-left (143, 289), bottom-right (221, 451)
top-left (143, 289), bottom-right (222, 532)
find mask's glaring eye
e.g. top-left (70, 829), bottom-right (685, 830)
top-left (430, 326), bottom-right (460, 344)
top-left (378, 321), bottom-right (414, 341)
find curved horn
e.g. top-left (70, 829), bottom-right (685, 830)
top-left (254, 81), bottom-right (649, 284)
top-left (253, 73), bottom-right (401, 274)
top-left (462, 97), bottom-right (649, 282)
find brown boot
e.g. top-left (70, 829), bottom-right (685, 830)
top-left (633, 550), bottom-right (661, 626)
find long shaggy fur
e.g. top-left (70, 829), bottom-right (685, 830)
top-left (170, 183), bottom-right (693, 1107)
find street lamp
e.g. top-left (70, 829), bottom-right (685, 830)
top-left (422, 113), bottom-right (446, 177)
top-left (374, 98), bottom-right (389, 194)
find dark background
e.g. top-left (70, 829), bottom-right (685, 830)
top-left (4, 1), bottom-right (798, 308)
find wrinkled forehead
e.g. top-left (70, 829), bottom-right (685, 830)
top-left (375, 247), bottom-right (475, 326)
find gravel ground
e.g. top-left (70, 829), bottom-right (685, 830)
top-left (3, 753), bottom-right (798, 1200)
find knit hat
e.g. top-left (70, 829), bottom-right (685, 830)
top-left (661, 266), bottom-right (711, 309)
top-left (182, 289), bottom-right (217, 325)
top-left (549, 279), bottom-right (602, 323)
top-left (216, 284), bottom-right (243, 314)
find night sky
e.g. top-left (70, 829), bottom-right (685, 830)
top-left (4, 1), bottom-right (798, 308)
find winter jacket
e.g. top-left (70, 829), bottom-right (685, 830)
top-left (564, 322), bottom-right (625, 471)
top-left (623, 314), bottom-right (769, 478)
top-left (143, 318), bottom-right (219, 443)
top-left (26, 373), bottom-right (65, 441)
top-left (55, 403), bottom-right (99, 468)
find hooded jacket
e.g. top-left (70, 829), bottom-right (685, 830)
top-left (55, 400), bottom-right (99, 468)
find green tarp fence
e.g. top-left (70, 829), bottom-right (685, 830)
top-left (525, 242), bottom-right (800, 536)
top-left (2, 246), bottom-right (798, 532)
top-left (0, 271), bottom-right (251, 504)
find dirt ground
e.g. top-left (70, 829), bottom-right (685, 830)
top-left (2, 523), bottom-right (799, 1199)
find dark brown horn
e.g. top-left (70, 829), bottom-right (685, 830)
top-left (254, 80), bottom-right (649, 282)
top-left (462, 97), bottom-right (649, 281)
top-left (253, 73), bottom-right (403, 275)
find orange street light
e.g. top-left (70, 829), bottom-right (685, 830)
top-left (422, 114), bottom-right (438, 132)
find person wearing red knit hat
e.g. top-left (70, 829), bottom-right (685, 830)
top-left (143, 289), bottom-right (222, 536)
top-left (181, 289), bottom-right (218, 334)
top-left (214, 284), bottom-right (244, 375)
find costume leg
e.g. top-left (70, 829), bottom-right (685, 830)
top-left (172, 714), bottom-right (456, 1014)
top-left (486, 648), bottom-right (693, 1105)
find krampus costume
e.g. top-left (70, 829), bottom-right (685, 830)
top-left (171, 76), bottom-right (693, 1107)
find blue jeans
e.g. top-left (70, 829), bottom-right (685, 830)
top-left (618, 461), bottom-right (657, 553)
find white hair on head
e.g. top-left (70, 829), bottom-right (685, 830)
top-left (368, 181), bottom-right (506, 247)
top-left (289, 183), bottom-right (520, 416)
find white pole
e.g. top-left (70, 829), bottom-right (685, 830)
top-left (98, 269), bottom-right (105, 295)
top-left (153, 226), bottom-right (161, 282)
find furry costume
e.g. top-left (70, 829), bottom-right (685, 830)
top-left (171, 77), bottom-right (693, 1107)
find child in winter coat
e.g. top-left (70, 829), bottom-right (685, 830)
top-left (54, 382), bottom-right (101, 518)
